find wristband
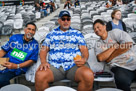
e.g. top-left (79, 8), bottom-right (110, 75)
top-left (17, 64), bottom-right (20, 69)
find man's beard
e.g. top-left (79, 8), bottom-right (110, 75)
top-left (26, 33), bottom-right (34, 40)
top-left (63, 26), bottom-right (69, 30)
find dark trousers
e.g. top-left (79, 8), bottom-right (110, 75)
top-left (111, 66), bottom-right (136, 91)
top-left (0, 71), bottom-right (17, 88)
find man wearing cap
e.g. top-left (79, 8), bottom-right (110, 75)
top-left (0, 22), bottom-right (39, 88)
top-left (35, 10), bottom-right (94, 91)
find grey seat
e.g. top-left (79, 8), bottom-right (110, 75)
top-left (0, 84), bottom-right (31, 91)
top-left (0, 21), bottom-right (4, 31)
top-left (30, 14), bottom-right (36, 22)
top-left (132, 37), bottom-right (136, 43)
top-left (82, 21), bottom-right (93, 27)
top-left (50, 19), bottom-right (59, 26)
top-left (133, 24), bottom-right (136, 32)
top-left (45, 86), bottom-right (76, 91)
top-left (81, 18), bottom-right (92, 23)
top-left (22, 14), bottom-right (31, 26)
top-left (126, 27), bottom-right (133, 33)
top-left (71, 22), bottom-right (81, 31)
top-left (43, 21), bottom-right (56, 31)
top-left (0, 25), bottom-right (13, 36)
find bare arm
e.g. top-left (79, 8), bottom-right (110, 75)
top-left (2, 60), bottom-right (34, 69)
top-left (40, 46), bottom-right (49, 64)
top-left (97, 42), bottom-right (132, 62)
top-left (74, 45), bottom-right (89, 67)
top-left (106, 42), bottom-right (132, 62)
top-left (0, 50), bottom-right (6, 58)
top-left (80, 45), bottom-right (89, 61)
top-left (1, 48), bottom-right (34, 69)
top-left (38, 46), bottom-right (50, 70)
top-left (97, 47), bottom-right (116, 62)
top-left (19, 60), bottom-right (34, 68)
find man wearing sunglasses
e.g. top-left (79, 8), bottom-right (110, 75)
top-left (35, 10), bottom-right (94, 91)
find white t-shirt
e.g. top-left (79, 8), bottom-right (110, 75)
top-left (94, 29), bottom-right (136, 71)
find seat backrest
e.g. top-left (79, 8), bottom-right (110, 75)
top-left (1, 25), bottom-right (13, 36)
top-left (96, 88), bottom-right (122, 91)
top-left (34, 26), bottom-right (49, 43)
top-left (14, 19), bottom-right (23, 29)
top-left (44, 86), bottom-right (76, 91)
top-left (133, 24), bottom-right (136, 32)
top-left (0, 21), bottom-right (4, 31)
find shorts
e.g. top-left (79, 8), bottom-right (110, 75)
top-left (50, 62), bottom-right (90, 82)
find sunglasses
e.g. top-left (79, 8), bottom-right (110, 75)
top-left (61, 18), bottom-right (71, 21)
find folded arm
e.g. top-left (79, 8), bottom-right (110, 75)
top-left (97, 42), bottom-right (133, 62)
top-left (97, 46), bottom-right (116, 62)
top-left (106, 42), bottom-right (133, 62)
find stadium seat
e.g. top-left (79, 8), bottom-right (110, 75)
top-left (44, 86), bottom-right (76, 91)
top-left (0, 25), bottom-right (13, 36)
top-left (0, 84), bottom-right (31, 91)
top-left (96, 88), bottom-right (122, 91)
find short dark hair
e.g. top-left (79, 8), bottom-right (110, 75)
top-left (25, 22), bottom-right (37, 31)
top-left (93, 19), bottom-right (105, 29)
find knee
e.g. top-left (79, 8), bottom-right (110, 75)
top-left (82, 68), bottom-right (94, 81)
top-left (35, 70), bottom-right (48, 81)
top-left (78, 67), bottom-right (94, 83)
top-left (80, 68), bottom-right (94, 87)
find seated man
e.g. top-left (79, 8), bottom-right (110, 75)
top-left (49, 1), bottom-right (55, 13)
top-left (93, 19), bottom-right (136, 91)
top-left (0, 22), bottom-right (39, 88)
top-left (41, 3), bottom-right (48, 16)
top-left (35, 3), bottom-right (41, 12)
top-left (35, 10), bottom-right (94, 91)
top-left (74, 0), bottom-right (80, 8)
top-left (64, 0), bottom-right (72, 9)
